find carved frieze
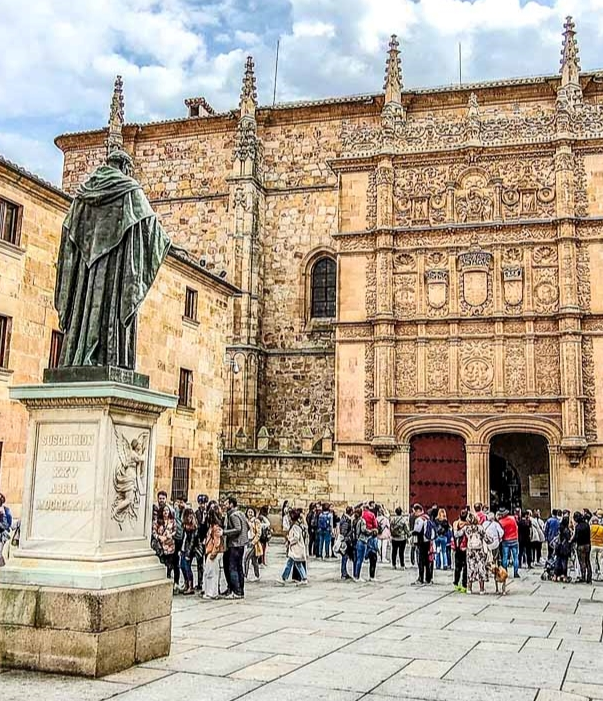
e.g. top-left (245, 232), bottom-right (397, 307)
top-left (365, 254), bottom-right (377, 317)
top-left (505, 338), bottom-right (526, 396)
top-left (425, 269), bottom-right (449, 316)
top-left (394, 274), bottom-right (416, 317)
top-left (338, 234), bottom-right (374, 252)
top-left (583, 336), bottom-right (597, 442)
top-left (396, 341), bottom-right (417, 397)
top-left (535, 337), bottom-right (561, 395)
top-left (427, 340), bottom-right (449, 394)
top-left (577, 242), bottom-right (591, 311)
top-left (460, 340), bottom-right (494, 394)
top-left (364, 341), bottom-right (375, 441)
top-left (366, 170), bottom-right (377, 229)
top-left (504, 320), bottom-right (525, 335)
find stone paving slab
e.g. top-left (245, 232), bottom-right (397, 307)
top-left (109, 672), bottom-right (260, 700)
top-left (0, 670), bottom-right (129, 701)
top-left (232, 630), bottom-right (351, 657)
top-left (141, 645), bottom-right (272, 676)
top-left (240, 682), bottom-right (363, 701)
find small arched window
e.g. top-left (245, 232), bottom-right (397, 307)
top-left (311, 257), bottom-right (336, 319)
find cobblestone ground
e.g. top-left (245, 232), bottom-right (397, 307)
top-left (3, 544), bottom-right (603, 700)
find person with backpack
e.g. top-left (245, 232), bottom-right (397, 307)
top-left (452, 508), bottom-right (469, 593)
top-left (412, 503), bottom-right (435, 585)
top-left (390, 507), bottom-right (410, 569)
top-left (499, 507), bottom-right (520, 578)
top-left (366, 529), bottom-right (380, 581)
top-left (338, 506), bottom-right (354, 579)
top-left (317, 503), bottom-right (334, 559)
top-left (435, 508), bottom-right (450, 570)
top-left (352, 504), bottom-right (375, 582)
top-left (465, 512), bottom-right (491, 594)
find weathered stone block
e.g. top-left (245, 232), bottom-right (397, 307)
top-left (135, 614), bottom-right (171, 663)
top-left (0, 585), bottom-right (37, 627)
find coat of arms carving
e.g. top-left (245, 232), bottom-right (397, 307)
top-left (458, 246), bottom-right (492, 309)
top-left (503, 266), bottom-right (523, 306)
top-left (425, 269), bottom-right (448, 309)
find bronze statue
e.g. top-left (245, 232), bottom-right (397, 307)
top-left (55, 149), bottom-right (170, 370)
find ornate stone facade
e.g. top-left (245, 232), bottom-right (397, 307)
top-left (48, 18), bottom-right (603, 512)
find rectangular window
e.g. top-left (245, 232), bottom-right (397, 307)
top-left (48, 330), bottom-right (64, 369)
top-left (184, 287), bottom-right (198, 321)
top-left (0, 198), bottom-right (21, 246)
top-left (178, 368), bottom-right (193, 407)
top-left (0, 314), bottom-right (12, 369)
top-left (171, 456), bottom-right (190, 502)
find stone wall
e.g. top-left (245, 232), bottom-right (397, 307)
top-left (0, 162), bottom-right (234, 515)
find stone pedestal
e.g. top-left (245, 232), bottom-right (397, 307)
top-left (0, 381), bottom-right (177, 677)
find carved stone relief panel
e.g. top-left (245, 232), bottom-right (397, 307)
top-left (460, 321), bottom-right (495, 336)
top-left (504, 320), bottom-right (525, 335)
top-left (427, 340), bottom-right (449, 394)
top-left (458, 247), bottom-right (493, 317)
top-left (582, 336), bottom-right (597, 442)
top-left (364, 341), bottom-right (375, 441)
top-left (532, 245), bottom-right (559, 315)
top-left (393, 166), bottom-right (448, 227)
top-left (502, 246), bottom-right (524, 315)
top-left (577, 242), bottom-right (591, 312)
top-left (365, 254), bottom-right (377, 317)
top-left (396, 341), bottom-right (417, 397)
top-left (338, 234), bottom-right (374, 252)
top-left (394, 275), bottom-right (417, 317)
top-left (534, 337), bottom-right (561, 395)
top-left (460, 340), bottom-right (494, 395)
top-left (504, 338), bottom-right (526, 396)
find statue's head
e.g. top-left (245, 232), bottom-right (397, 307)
top-left (107, 148), bottom-right (134, 176)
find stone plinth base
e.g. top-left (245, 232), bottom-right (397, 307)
top-left (0, 579), bottom-right (171, 677)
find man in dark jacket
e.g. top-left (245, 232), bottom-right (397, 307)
top-left (194, 495), bottom-right (209, 591)
top-left (339, 506), bottom-right (354, 579)
top-left (222, 496), bottom-right (249, 599)
top-left (572, 512), bottom-right (592, 583)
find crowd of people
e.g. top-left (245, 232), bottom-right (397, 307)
top-left (150, 490), bottom-right (603, 598)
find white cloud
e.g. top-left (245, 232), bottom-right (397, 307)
top-left (2, 0), bottom-right (603, 184)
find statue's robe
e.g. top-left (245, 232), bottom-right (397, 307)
top-left (55, 165), bottom-right (171, 369)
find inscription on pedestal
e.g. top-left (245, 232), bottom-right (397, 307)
top-left (30, 422), bottom-right (98, 542)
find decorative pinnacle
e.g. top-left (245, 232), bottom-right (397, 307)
top-left (468, 92), bottom-right (479, 117)
top-left (383, 34), bottom-right (402, 104)
top-left (240, 56), bottom-right (258, 119)
top-left (560, 16), bottom-right (581, 85)
top-left (108, 75), bottom-right (125, 131)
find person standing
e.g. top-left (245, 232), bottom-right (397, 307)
top-left (222, 497), bottom-right (249, 599)
top-left (465, 513), bottom-right (491, 595)
top-left (435, 508), bottom-right (450, 570)
top-left (0, 493), bottom-right (12, 567)
top-left (377, 507), bottom-right (392, 563)
top-left (554, 515), bottom-right (572, 582)
top-left (590, 515), bottom-right (603, 580)
top-left (153, 506), bottom-right (176, 579)
top-left (474, 503), bottom-right (487, 525)
top-left (499, 508), bottom-right (520, 578)
top-left (390, 507), bottom-right (410, 569)
top-left (367, 531), bottom-right (380, 581)
top-left (282, 500), bottom-right (291, 532)
top-left (483, 512), bottom-right (504, 564)
top-left (518, 510), bottom-right (532, 570)
top-left (171, 495), bottom-right (186, 593)
top-left (545, 509), bottom-right (561, 560)
top-left (453, 508), bottom-right (469, 593)
top-left (244, 507), bottom-right (262, 581)
top-left (317, 503), bottom-right (334, 560)
top-left (572, 512), bottom-right (592, 583)
top-left (530, 509), bottom-right (545, 566)
top-left (338, 506), bottom-right (354, 580)
top-left (203, 508), bottom-right (225, 599)
top-left (180, 507), bottom-right (200, 595)
top-left (281, 509), bottom-right (308, 584)
top-left (412, 504), bottom-right (435, 586)
top-left (353, 504), bottom-right (373, 582)
top-left (194, 495), bottom-right (209, 591)
top-left (258, 505), bottom-right (272, 566)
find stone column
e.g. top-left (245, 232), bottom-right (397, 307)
top-left (466, 443), bottom-right (490, 506)
top-left (395, 443), bottom-right (411, 510)
top-left (548, 444), bottom-right (562, 508)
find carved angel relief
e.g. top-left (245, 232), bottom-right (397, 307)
top-left (111, 424), bottom-right (150, 529)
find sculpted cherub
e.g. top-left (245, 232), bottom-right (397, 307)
top-left (111, 426), bottom-right (149, 529)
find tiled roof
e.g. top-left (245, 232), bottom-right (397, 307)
top-left (0, 154), bottom-right (69, 201)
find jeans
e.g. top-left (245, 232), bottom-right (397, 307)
top-left (391, 540), bottom-right (406, 568)
top-left (454, 549), bottom-right (467, 588)
top-left (417, 542), bottom-right (432, 583)
top-left (317, 530), bottom-right (332, 558)
top-left (592, 545), bottom-right (603, 577)
top-left (244, 544), bottom-right (260, 579)
top-left (193, 547), bottom-right (204, 589)
top-left (519, 542), bottom-right (532, 568)
top-left (282, 557), bottom-right (307, 581)
top-left (577, 544), bottom-right (592, 582)
top-left (341, 548), bottom-right (353, 578)
top-left (180, 553), bottom-right (193, 586)
top-left (354, 540), bottom-right (367, 579)
top-left (435, 536), bottom-right (448, 569)
top-left (227, 545), bottom-right (245, 596)
top-left (502, 540), bottom-right (519, 576)
top-left (368, 551), bottom-right (378, 579)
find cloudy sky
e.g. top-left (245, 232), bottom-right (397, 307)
top-left (0, 0), bottom-right (601, 185)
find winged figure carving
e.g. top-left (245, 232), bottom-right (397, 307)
top-left (111, 424), bottom-right (149, 529)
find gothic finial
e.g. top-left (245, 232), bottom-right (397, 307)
top-left (240, 56), bottom-right (258, 119)
top-left (107, 75), bottom-right (125, 154)
top-left (383, 34), bottom-right (402, 104)
top-left (560, 16), bottom-right (581, 86)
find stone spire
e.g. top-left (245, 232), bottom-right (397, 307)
top-left (560, 16), bottom-right (581, 86)
top-left (240, 56), bottom-right (258, 120)
top-left (557, 16), bottom-right (583, 111)
top-left (383, 35), bottom-right (402, 105)
top-left (107, 75), bottom-right (125, 154)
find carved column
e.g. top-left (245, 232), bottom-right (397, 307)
top-left (548, 444), bottom-right (562, 508)
top-left (449, 322), bottom-right (460, 396)
top-left (466, 443), bottom-right (490, 506)
top-left (372, 159), bottom-right (397, 461)
top-left (493, 321), bottom-right (505, 398)
top-left (555, 143), bottom-right (586, 462)
top-left (394, 443), bottom-right (411, 510)
top-left (525, 320), bottom-right (536, 395)
top-left (492, 178), bottom-right (503, 221)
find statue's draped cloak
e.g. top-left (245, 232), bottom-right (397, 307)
top-left (55, 166), bottom-right (171, 368)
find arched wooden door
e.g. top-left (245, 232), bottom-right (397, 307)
top-left (409, 433), bottom-right (467, 516)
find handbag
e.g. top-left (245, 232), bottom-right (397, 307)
top-left (333, 534), bottom-right (345, 555)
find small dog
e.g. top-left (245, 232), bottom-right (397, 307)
top-left (490, 564), bottom-right (509, 595)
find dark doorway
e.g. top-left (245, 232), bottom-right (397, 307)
top-left (489, 433), bottom-right (550, 515)
top-left (409, 433), bottom-right (467, 517)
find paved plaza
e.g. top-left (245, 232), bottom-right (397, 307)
top-left (2, 544), bottom-right (603, 700)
